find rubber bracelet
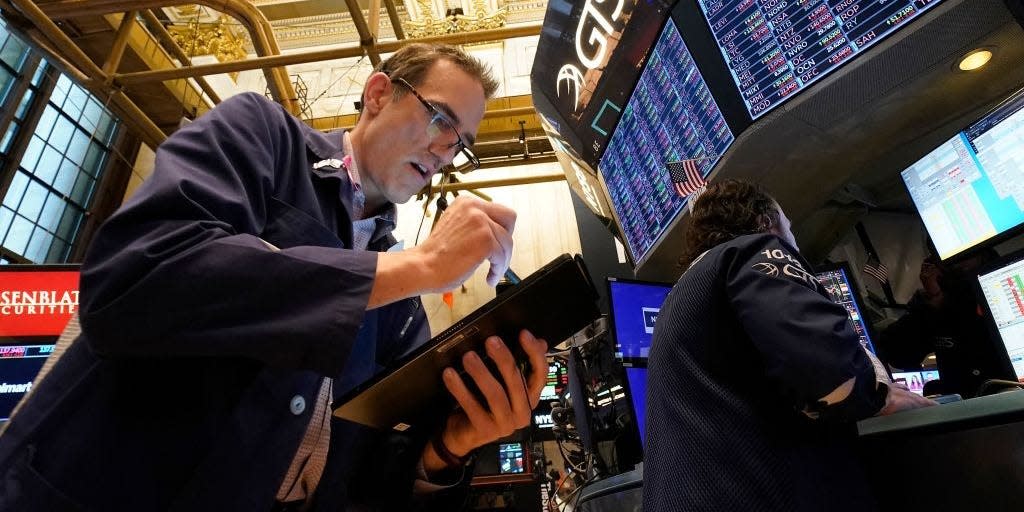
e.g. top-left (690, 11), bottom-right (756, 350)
top-left (431, 433), bottom-right (468, 468)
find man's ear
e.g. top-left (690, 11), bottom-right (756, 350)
top-left (361, 72), bottom-right (393, 117)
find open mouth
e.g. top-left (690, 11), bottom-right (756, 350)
top-left (410, 162), bottom-right (429, 178)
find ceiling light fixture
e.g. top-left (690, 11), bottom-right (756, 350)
top-left (958, 49), bottom-right (993, 71)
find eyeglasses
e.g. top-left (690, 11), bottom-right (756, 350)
top-left (391, 77), bottom-right (480, 170)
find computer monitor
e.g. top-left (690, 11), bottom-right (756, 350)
top-left (814, 262), bottom-right (877, 354)
top-left (0, 264), bottom-right (79, 422)
top-left (623, 366), bottom-right (648, 449)
top-left (0, 344), bottom-right (55, 421)
top-left (607, 278), bottom-right (674, 362)
top-left (598, 18), bottom-right (735, 266)
top-left (891, 369), bottom-right (941, 396)
top-left (564, 348), bottom-right (596, 454)
top-left (696, 0), bottom-right (946, 119)
top-left (976, 252), bottom-right (1024, 382)
top-left (901, 86), bottom-right (1024, 261)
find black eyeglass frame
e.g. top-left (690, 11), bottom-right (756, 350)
top-left (391, 77), bottom-right (481, 170)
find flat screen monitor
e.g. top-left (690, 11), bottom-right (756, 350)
top-left (0, 264), bottom-right (79, 422)
top-left (598, 18), bottom-right (735, 265)
top-left (0, 344), bottom-right (54, 421)
top-left (977, 254), bottom-right (1024, 382)
top-left (814, 263), bottom-right (876, 354)
top-left (624, 366), bottom-right (648, 449)
top-left (902, 87), bottom-right (1024, 260)
top-left (608, 278), bottom-right (673, 361)
top-left (697, 0), bottom-right (945, 119)
top-left (891, 369), bottom-right (941, 396)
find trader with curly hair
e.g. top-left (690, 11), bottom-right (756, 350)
top-left (642, 179), bottom-right (933, 512)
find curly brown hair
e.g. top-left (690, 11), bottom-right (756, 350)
top-left (678, 179), bottom-right (781, 268)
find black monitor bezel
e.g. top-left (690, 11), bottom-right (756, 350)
top-left (606, 276), bottom-right (673, 367)
top-left (973, 248), bottom-right (1024, 383)
top-left (618, 364), bottom-right (647, 457)
top-left (812, 260), bottom-right (880, 355)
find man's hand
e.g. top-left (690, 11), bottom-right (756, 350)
top-left (369, 197), bottom-right (515, 308)
top-left (876, 383), bottom-right (937, 416)
top-left (422, 330), bottom-right (548, 474)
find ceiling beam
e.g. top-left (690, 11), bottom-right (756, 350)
top-left (112, 23), bottom-right (543, 85)
top-left (383, 0), bottom-right (405, 40)
top-left (433, 173), bottom-right (564, 192)
top-left (138, 9), bottom-right (221, 105)
top-left (343, 0), bottom-right (381, 66)
top-left (368, 0), bottom-right (382, 40)
top-left (8, 0), bottom-right (167, 146)
top-left (100, 9), bottom-right (137, 80)
top-left (35, 0), bottom-right (299, 114)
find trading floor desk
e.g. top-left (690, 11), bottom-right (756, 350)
top-left (576, 391), bottom-right (1024, 512)
top-left (857, 390), bottom-right (1024, 512)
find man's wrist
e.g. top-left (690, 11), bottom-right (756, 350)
top-left (369, 250), bottom-right (434, 308)
top-left (423, 430), bottom-right (475, 475)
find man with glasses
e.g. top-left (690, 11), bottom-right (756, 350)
top-left (0, 44), bottom-right (547, 511)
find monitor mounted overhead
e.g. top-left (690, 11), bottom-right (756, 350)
top-left (598, 19), bottom-right (735, 265)
top-left (533, 0), bottom-right (1024, 279)
top-left (697, 0), bottom-right (947, 119)
top-left (901, 86), bottom-right (1024, 261)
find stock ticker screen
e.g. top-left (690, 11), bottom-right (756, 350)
top-left (978, 256), bottom-right (1024, 381)
top-left (0, 345), bottom-right (54, 421)
top-left (814, 266), bottom-right (876, 354)
top-left (698, 0), bottom-right (944, 119)
top-left (599, 20), bottom-right (735, 264)
top-left (902, 88), bottom-right (1024, 260)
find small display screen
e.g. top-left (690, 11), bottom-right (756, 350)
top-left (891, 369), bottom-right (941, 396)
top-left (815, 266), bottom-right (876, 353)
top-left (533, 359), bottom-right (569, 430)
top-left (498, 442), bottom-right (525, 474)
top-left (0, 344), bottom-right (54, 421)
top-left (698, 0), bottom-right (945, 119)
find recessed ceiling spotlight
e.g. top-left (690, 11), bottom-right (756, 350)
top-left (958, 49), bottom-right (993, 71)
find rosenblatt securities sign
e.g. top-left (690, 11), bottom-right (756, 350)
top-left (0, 266), bottom-right (79, 338)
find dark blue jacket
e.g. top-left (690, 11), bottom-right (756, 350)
top-left (642, 234), bottom-right (886, 512)
top-left (0, 93), bottom-right (440, 511)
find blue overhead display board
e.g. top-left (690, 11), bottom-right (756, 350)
top-left (598, 20), bottom-right (735, 264)
top-left (698, 0), bottom-right (944, 119)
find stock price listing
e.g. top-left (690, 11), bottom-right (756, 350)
top-left (599, 20), bottom-right (735, 263)
top-left (699, 0), bottom-right (943, 119)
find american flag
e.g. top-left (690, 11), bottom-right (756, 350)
top-left (862, 253), bottom-right (889, 284)
top-left (667, 159), bottom-right (707, 197)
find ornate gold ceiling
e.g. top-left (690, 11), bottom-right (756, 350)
top-left (0, 0), bottom-right (552, 165)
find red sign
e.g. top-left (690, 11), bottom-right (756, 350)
top-left (0, 269), bottom-right (80, 337)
